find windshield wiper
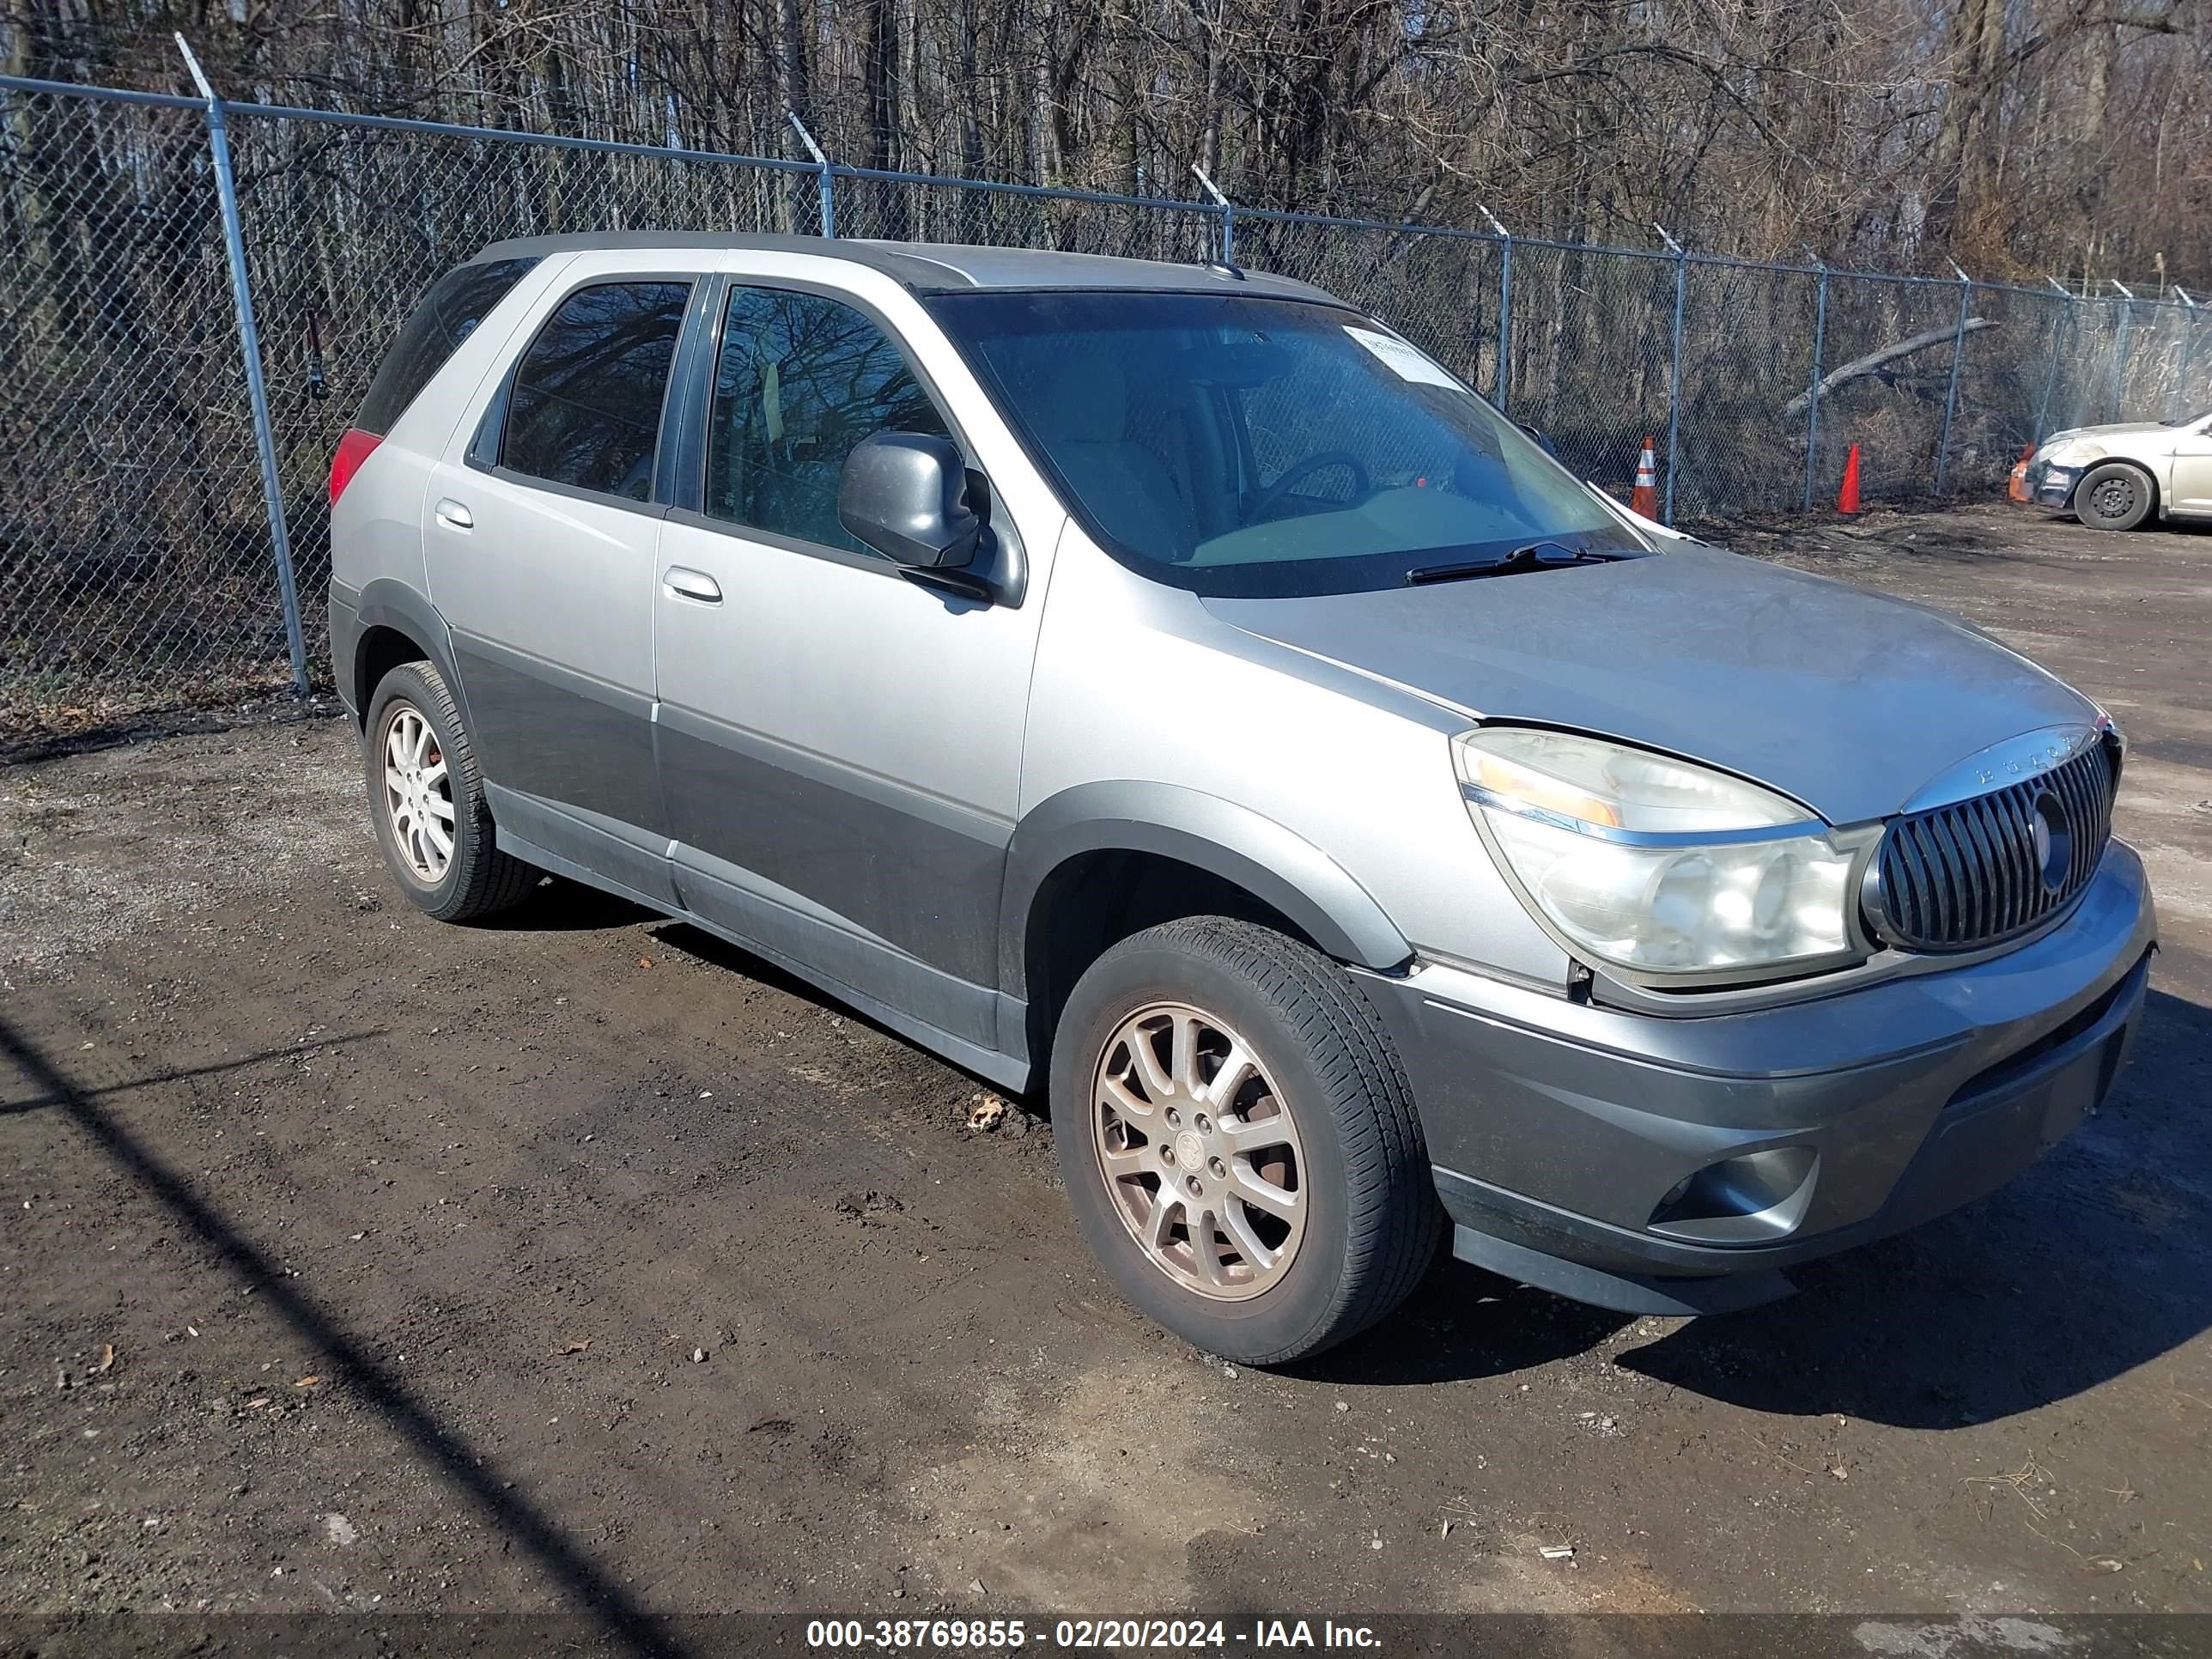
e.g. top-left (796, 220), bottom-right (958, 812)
top-left (1404, 541), bottom-right (1633, 586)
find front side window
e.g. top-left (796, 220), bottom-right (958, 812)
top-left (929, 289), bottom-right (1635, 598)
top-left (502, 280), bottom-right (691, 501)
top-left (705, 285), bottom-right (951, 556)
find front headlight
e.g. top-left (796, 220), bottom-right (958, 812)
top-left (2040, 438), bottom-right (2104, 468)
top-left (1453, 728), bottom-right (1860, 979)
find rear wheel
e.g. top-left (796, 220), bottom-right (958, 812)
top-left (2075, 461), bottom-right (2154, 531)
top-left (365, 661), bottom-right (538, 922)
top-left (1050, 917), bottom-right (1441, 1364)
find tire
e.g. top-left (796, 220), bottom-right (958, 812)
top-left (363, 660), bottom-right (538, 922)
top-left (2075, 461), bottom-right (2154, 532)
top-left (1049, 916), bottom-right (1442, 1364)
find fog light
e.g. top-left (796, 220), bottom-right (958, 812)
top-left (1647, 1146), bottom-right (1818, 1244)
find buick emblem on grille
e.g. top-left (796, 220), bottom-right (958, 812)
top-left (2032, 792), bottom-right (2072, 890)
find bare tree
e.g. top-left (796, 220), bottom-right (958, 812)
top-left (3, 0), bottom-right (2206, 276)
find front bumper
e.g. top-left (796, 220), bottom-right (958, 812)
top-left (2017, 458), bottom-right (2081, 510)
top-left (1360, 842), bottom-right (2156, 1315)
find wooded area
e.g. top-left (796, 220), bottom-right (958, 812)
top-left (4, 2), bottom-right (2208, 741)
top-left (6, 0), bottom-right (2206, 286)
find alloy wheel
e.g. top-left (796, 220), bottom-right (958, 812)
top-left (1091, 1002), bottom-right (1307, 1302)
top-left (382, 702), bottom-right (455, 883)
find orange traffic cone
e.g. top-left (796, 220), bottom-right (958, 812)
top-left (2006, 442), bottom-right (2034, 503)
top-left (1837, 443), bottom-right (1862, 515)
top-left (1628, 435), bottom-right (1658, 518)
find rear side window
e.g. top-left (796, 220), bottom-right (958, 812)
top-left (355, 257), bottom-right (538, 436)
top-left (501, 281), bottom-right (691, 501)
top-left (705, 285), bottom-right (951, 554)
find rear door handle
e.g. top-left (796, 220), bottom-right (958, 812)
top-left (662, 567), bottom-right (722, 605)
top-left (434, 498), bottom-right (473, 531)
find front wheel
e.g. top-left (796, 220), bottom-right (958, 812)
top-left (2075, 461), bottom-right (2154, 531)
top-left (1049, 917), bottom-right (1442, 1364)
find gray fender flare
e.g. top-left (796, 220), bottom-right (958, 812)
top-left (997, 780), bottom-right (1413, 996)
top-left (343, 580), bottom-right (467, 726)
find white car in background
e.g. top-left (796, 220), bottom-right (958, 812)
top-left (2018, 409), bottom-right (2212, 530)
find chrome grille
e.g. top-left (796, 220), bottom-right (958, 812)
top-left (1871, 740), bottom-right (2117, 952)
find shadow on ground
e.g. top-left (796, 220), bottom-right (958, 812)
top-left (473, 874), bottom-right (659, 933)
top-left (0, 1015), bottom-right (696, 1659)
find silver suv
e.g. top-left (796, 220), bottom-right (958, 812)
top-left (330, 234), bottom-right (2157, 1363)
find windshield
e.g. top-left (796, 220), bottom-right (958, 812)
top-left (927, 289), bottom-right (1639, 597)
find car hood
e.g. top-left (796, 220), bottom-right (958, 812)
top-left (2039, 421), bottom-right (2182, 457)
top-left (1201, 546), bottom-right (2099, 826)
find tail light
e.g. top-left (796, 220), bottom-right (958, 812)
top-left (329, 427), bottom-right (382, 506)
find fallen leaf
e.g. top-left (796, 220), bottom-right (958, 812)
top-left (637, 956), bottom-right (653, 969)
top-left (245, 1396), bottom-right (271, 1409)
top-left (295, 1376), bottom-right (320, 1389)
top-left (968, 1092), bottom-right (1007, 1131)
top-left (554, 1339), bottom-right (592, 1357)
top-left (97, 1344), bottom-right (116, 1374)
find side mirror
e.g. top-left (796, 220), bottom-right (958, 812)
top-left (838, 432), bottom-right (982, 568)
top-left (1518, 422), bottom-right (1559, 458)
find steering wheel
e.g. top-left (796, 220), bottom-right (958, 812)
top-left (1253, 450), bottom-right (1372, 520)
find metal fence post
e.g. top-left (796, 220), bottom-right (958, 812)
top-left (1934, 262), bottom-right (1972, 496)
top-left (175, 35), bottom-right (307, 696)
top-left (1192, 164), bottom-right (1234, 267)
top-left (2032, 277), bottom-right (2072, 444)
top-left (2175, 289), bottom-right (2203, 422)
top-left (1802, 257), bottom-right (1829, 511)
top-left (1479, 204), bottom-right (1511, 411)
top-left (1654, 225), bottom-right (1686, 523)
top-left (2108, 280), bottom-right (2136, 421)
top-left (787, 112), bottom-right (835, 237)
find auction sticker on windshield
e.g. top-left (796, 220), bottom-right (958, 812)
top-left (1344, 325), bottom-right (1462, 389)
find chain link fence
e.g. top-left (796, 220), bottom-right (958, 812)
top-left (6, 71), bottom-right (2210, 746)
top-left (217, 103), bottom-right (830, 690)
top-left (1, 86), bottom-right (296, 735)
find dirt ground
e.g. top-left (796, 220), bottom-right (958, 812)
top-left (3, 504), bottom-right (2209, 1649)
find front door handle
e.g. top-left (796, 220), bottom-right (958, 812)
top-left (663, 567), bottom-right (722, 605)
top-left (434, 498), bottom-right (473, 531)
